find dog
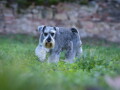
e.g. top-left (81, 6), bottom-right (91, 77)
top-left (35, 25), bottom-right (82, 63)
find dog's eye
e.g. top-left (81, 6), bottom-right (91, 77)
top-left (44, 33), bottom-right (48, 36)
top-left (50, 33), bottom-right (54, 36)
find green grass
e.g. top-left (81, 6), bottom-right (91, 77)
top-left (0, 34), bottom-right (120, 90)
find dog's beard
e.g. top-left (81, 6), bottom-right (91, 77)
top-left (43, 39), bottom-right (55, 49)
top-left (45, 42), bottom-right (53, 48)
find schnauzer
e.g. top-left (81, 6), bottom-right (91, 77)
top-left (35, 25), bottom-right (82, 63)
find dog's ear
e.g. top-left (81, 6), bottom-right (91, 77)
top-left (38, 25), bottom-right (46, 32)
top-left (54, 27), bottom-right (59, 32)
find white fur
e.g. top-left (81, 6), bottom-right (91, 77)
top-left (35, 45), bottom-right (47, 61)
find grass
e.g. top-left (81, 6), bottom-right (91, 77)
top-left (0, 34), bottom-right (120, 90)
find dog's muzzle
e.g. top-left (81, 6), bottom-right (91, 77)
top-left (43, 36), bottom-right (55, 49)
top-left (45, 42), bottom-right (53, 48)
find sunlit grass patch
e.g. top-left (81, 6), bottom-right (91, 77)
top-left (0, 34), bottom-right (120, 90)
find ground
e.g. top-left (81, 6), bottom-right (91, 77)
top-left (0, 34), bottom-right (120, 90)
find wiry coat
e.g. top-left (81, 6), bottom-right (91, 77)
top-left (35, 26), bottom-right (82, 63)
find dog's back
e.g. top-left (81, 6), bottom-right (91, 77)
top-left (56, 27), bottom-right (80, 40)
top-left (54, 27), bottom-right (81, 50)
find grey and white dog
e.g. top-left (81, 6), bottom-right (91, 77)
top-left (35, 25), bottom-right (82, 63)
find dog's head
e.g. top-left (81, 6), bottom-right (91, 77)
top-left (38, 25), bottom-right (59, 49)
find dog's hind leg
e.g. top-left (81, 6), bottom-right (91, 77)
top-left (64, 41), bottom-right (76, 63)
top-left (76, 46), bottom-right (83, 60)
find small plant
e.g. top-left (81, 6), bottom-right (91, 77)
top-left (80, 0), bottom-right (89, 5)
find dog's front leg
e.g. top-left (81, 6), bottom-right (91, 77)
top-left (48, 52), bottom-right (60, 63)
top-left (35, 45), bottom-right (47, 62)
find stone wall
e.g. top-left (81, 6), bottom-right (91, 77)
top-left (0, 2), bottom-right (120, 43)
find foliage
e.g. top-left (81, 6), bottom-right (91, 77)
top-left (0, 34), bottom-right (120, 90)
top-left (5, 0), bottom-right (89, 8)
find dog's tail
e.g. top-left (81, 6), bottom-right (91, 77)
top-left (71, 27), bottom-right (79, 34)
top-left (70, 27), bottom-right (81, 42)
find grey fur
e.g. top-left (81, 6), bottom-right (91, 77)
top-left (35, 26), bottom-right (82, 63)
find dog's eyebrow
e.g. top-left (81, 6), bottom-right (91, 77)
top-left (44, 30), bottom-right (49, 33)
top-left (44, 28), bottom-right (50, 33)
top-left (50, 30), bottom-right (56, 33)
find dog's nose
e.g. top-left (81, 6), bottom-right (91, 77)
top-left (47, 37), bottom-right (51, 42)
top-left (47, 39), bottom-right (51, 42)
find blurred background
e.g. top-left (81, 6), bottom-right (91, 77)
top-left (0, 0), bottom-right (120, 90)
top-left (0, 0), bottom-right (120, 43)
